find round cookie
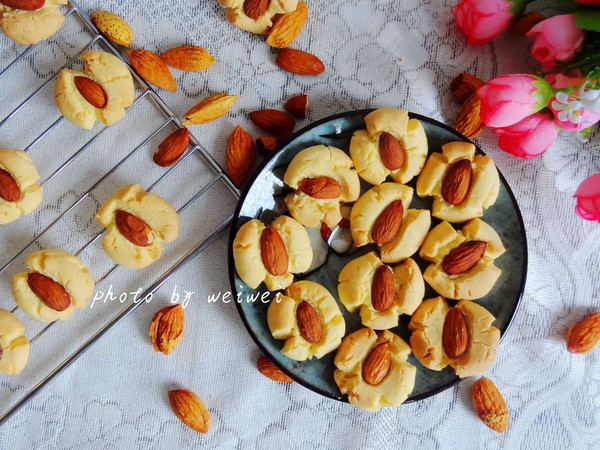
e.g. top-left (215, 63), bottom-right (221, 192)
top-left (416, 141), bottom-right (499, 222)
top-left (233, 215), bottom-right (312, 291)
top-left (334, 328), bottom-right (416, 411)
top-left (0, 309), bottom-right (30, 375)
top-left (0, 0), bottom-right (67, 44)
top-left (408, 297), bottom-right (500, 378)
top-left (267, 280), bottom-right (345, 361)
top-left (349, 107), bottom-right (428, 185)
top-left (54, 50), bottom-right (134, 129)
top-left (284, 145), bottom-right (360, 228)
top-left (0, 148), bottom-right (43, 224)
top-left (95, 184), bottom-right (179, 269)
top-left (12, 249), bottom-right (94, 322)
top-left (337, 251), bottom-right (424, 330)
top-left (218, 0), bottom-right (298, 34)
top-left (419, 218), bottom-right (505, 300)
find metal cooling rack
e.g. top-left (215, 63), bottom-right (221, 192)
top-left (0, 1), bottom-right (240, 425)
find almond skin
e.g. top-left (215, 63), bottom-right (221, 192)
top-left (566, 312), bottom-right (600, 354)
top-left (454, 94), bottom-right (484, 139)
top-left (508, 12), bottom-right (546, 36)
top-left (226, 125), bottom-right (256, 186)
top-left (1, 0), bottom-right (44, 11)
top-left (450, 73), bottom-right (485, 102)
top-left (90, 10), bottom-right (133, 47)
top-left (284, 94), bottom-right (308, 119)
top-left (256, 135), bottom-right (279, 154)
top-left (296, 301), bottom-right (323, 343)
top-left (257, 356), bottom-right (294, 383)
top-left (362, 342), bottom-right (391, 385)
top-left (442, 158), bottom-right (472, 205)
top-left (115, 209), bottom-right (153, 247)
top-left (154, 128), bottom-right (190, 167)
top-left (442, 240), bottom-right (488, 275)
top-left (160, 45), bottom-right (215, 72)
top-left (150, 304), bottom-right (184, 355)
top-left (168, 389), bottom-right (211, 434)
top-left (371, 199), bottom-right (403, 244)
top-left (0, 168), bottom-right (21, 202)
top-left (379, 132), bottom-right (405, 170)
top-left (266, 1), bottom-right (308, 48)
top-left (27, 272), bottom-right (71, 312)
top-left (182, 93), bottom-right (238, 126)
top-left (249, 109), bottom-right (295, 134)
top-left (371, 265), bottom-right (395, 312)
top-left (127, 49), bottom-right (177, 92)
top-left (260, 225), bottom-right (288, 276)
top-left (297, 176), bottom-right (342, 199)
top-left (74, 76), bottom-right (107, 109)
top-left (243, 0), bottom-right (269, 20)
top-left (443, 307), bottom-right (469, 358)
top-left (471, 377), bottom-right (509, 433)
top-left (276, 48), bottom-right (325, 75)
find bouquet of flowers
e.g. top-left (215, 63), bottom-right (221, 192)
top-left (452, 0), bottom-right (600, 222)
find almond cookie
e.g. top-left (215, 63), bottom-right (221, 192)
top-left (0, 148), bottom-right (43, 224)
top-left (95, 184), bottom-right (179, 269)
top-left (54, 50), bottom-right (134, 130)
top-left (349, 108), bottom-right (428, 186)
top-left (419, 219), bottom-right (505, 300)
top-left (0, 0), bottom-right (67, 44)
top-left (349, 182), bottom-right (431, 263)
top-left (283, 145), bottom-right (360, 228)
top-left (334, 328), bottom-right (416, 411)
top-left (338, 251), bottom-right (424, 330)
top-left (416, 141), bottom-right (499, 223)
top-left (408, 297), bottom-right (500, 378)
top-left (267, 280), bottom-right (345, 361)
top-left (218, 0), bottom-right (298, 34)
top-left (233, 215), bottom-right (312, 291)
top-left (0, 309), bottom-right (30, 375)
top-left (12, 249), bottom-right (94, 322)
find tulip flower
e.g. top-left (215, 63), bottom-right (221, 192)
top-left (526, 15), bottom-right (585, 71)
top-left (574, 0), bottom-right (600, 5)
top-left (574, 174), bottom-right (600, 222)
top-left (493, 112), bottom-right (558, 158)
top-left (477, 74), bottom-right (553, 128)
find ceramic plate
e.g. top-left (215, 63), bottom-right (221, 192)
top-left (228, 109), bottom-right (527, 403)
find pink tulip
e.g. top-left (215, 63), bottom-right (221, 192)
top-left (451, 0), bottom-right (516, 45)
top-left (526, 15), bottom-right (585, 71)
top-left (493, 112), bottom-right (558, 158)
top-left (477, 74), bottom-right (553, 128)
top-left (574, 174), bottom-right (600, 222)
top-left (574, 0), bottom-right (600, 5)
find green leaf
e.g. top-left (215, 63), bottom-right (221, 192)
top-left (575, 8), bottom-right (600, 32)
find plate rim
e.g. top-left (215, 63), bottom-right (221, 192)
top-left (227, 108), bottom-right (528, 404)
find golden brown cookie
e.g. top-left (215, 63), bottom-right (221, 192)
top-left (416, 141), bottom-right (499, 222)
top-left (218, 0), bottom-right (298, 34)
top-left (233, 215), bottom-right (312, 291)
top-left (95, 184), bottom-right (179, 269)
top-left (54, 50), bottom-right (134, 129)
top-left (12, 249), bottom-right (94, 322)
top-left (0, 0), bottom-right (67, 44)
top-left (0, 148), bottom-right (43, 224)
top-left (0, 309), bottom-right (30, 375)
top-left (284, 145), bottom-right (360, 228)
top-left (408, 297), bottom-right (500, 378)
top-left (338, 251), bottom-right (424, 330)
top-left (267, 280), bottom-right (345, 361)
top-left (334, 328), bottom-right (416, 411)
top-left (349, 108), bottom-right (428, 185)
top-left (419, 218), bottom-right (505, 300)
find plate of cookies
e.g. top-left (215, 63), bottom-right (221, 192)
top-left (228, 107), bottom-right (527, 411)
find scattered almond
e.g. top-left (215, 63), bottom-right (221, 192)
top-left (27, 272), bottom-right (71, 312)
top-left (0, 168), bottom-right (21, 202)
top-left (127, 49), bottom-right (177, 92)
top-left (276, 48), bottom-right (325, 75)
top-left (150, 304), bottom-right (184, 355)
top-left (160, 45), bottom-right (215, 72)
top-left (283, 94), bottom-right (308, 119)
top-left (115, 209), bottom-right (153, 247)
top-left (471, 377), bottom-right (509, 433)
top-left (1, 0), bottom-right (44, 11)
top-left (442, 240), bottom-right (487, 275)
top-left (378, 131), bottom-right (405, 170)
top-left (508, 12), bottom-right (546, 36)
top-left (266, 1), bottom-right (308, 48)
top-left (443, 307), bottom-right (469, 358)
top-left (154, 128), bottom-right (190, 167)
top-left (256, 135), bottom-right (279, 154)
top-left (298, 176), bottom-right (341, 199)
top-left (371, 199), bottom-right (403, 244)
top-left (168, 389), bottom-right (211, 434)
top-left (74, 76), bottom-right (107, 109)
top-left (243, 0), bottom-right (269, 20)
top-left (90, 10), bottom-right (133, 47)
top-left (454, 94), bottom-right (484, 138)
top-left (450, 73), bottom-right (484, 103)
top-left (260, 225), bottom-right (288, 276)
top-left (226, 125), bottom-right (256, 186)
top-left (182, 93), bottom-right (238, 126)
top-left (442, 158), bottom-right (472, 205)
top-left (566, 312), bottom-right (600, 354)
top-left (257, 356), bottom-right (294, 383)
top-left (296, 301), bottom-right (323, 343)
top-left (249, 109), bottom-right (295, 134)
top-left (362, 342), bottom-right (391, 386)
top-left (371, 265), bottom-right (396, 312)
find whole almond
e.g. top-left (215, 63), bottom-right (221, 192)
top-left (226, 125), bottom-right (256, 186)
top-left (566, 312), bottom-right (600, 354)
top-left (27, 272), bottom-right (71, 312)
top-left (471, 377), bottom-right (509, 433)
top-left (154, 128), bottom-right (190, 167)
top-left (249, 109), bottom-right (295, 134)
top-left (508, 12), bottom-right (546, 36)
top-left (276, 48), bottom-right (325, 75)
top-left (168, 389), bottom-right (210, 434)
top-left (442, 158), bottom-right (472, 205)
top-left (0, 168), bottom-right (21, 202)
top-left (443, 307), bottom-right (469, 358)
top-left (296, 300), bottom-right (323, 343)
top-left (454, 94), bottom-right (484, 139)
top-left (243, 0), bottom-right (269, 20)
top-left (160, 45), bottom-right (215, 72)
top-left (1, 0), bottom-right (44, 11)
top-left (284, 94), bottom-right (308, 119)
top-left (442, 240), bottom-right (487, 275)
top-left (257, 356), bottom-right (294, 383)
top-left (298, 176), bottom-right (342, 199)
top-left (74, 76), bottom-right (107, 109)
top-left (378, 131), bottom-right (405, 170)
top-left (256, 135), bottom-right (279, 154)
top-left (115, 209), bottom-right (153, 247)
top-left (127, 49), bottom-right (177, 92)
top-left (371, 265), bottom-right (395, 312)
top-left (150, 304), bottom-right (184, 355)
top-left (450, 73), bottom-right (485, 102)
top-left (90, 10), bottom-right (133, 47)
top-left (260, 225), bottom-right (288, 276)
top-left (362, 342), bottom-right (391, 385)
top-left (182, 93), bottom-right (238, 126)
top-left (266, 1), bottom-right (308, 48)
top-left (371, 199), bottom-right (403, 244)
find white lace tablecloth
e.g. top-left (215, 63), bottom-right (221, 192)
top-left (1, 0), bottom-right (599, 448)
